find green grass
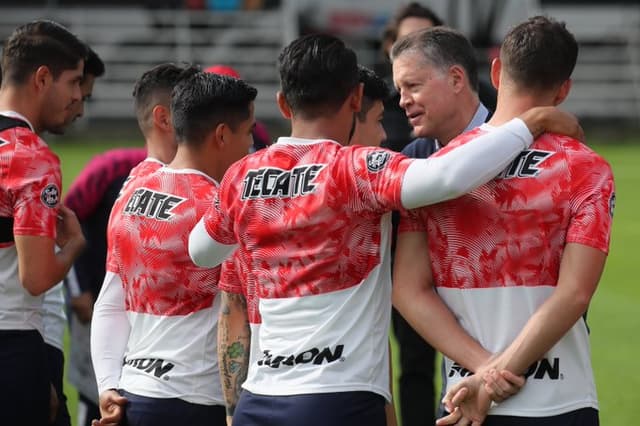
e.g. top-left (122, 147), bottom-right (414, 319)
top-left (51, 138), bottom-right (640, 425)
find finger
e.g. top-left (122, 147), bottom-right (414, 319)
top-left (436, 407), bottom-right (462, 425)
top-left (449, 387), bottom-right (469, 407)
top-left (500, 370), bottom-right (526, 388)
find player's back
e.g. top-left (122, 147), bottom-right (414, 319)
top-left (214, 137), bottom-right (411, 399)
top-left (109, 166), bottom-right (223, 405)
top-left (420, 127), bottom-right (614, 416)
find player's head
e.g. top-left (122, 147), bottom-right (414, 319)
top-left (1, 20), bottom-right (87, 133)
top-left (495, 16), bottom-right (577, 105)
top-left (49, 45), bottom-right (106, 134)
top-left (391, 27), bottom-right (478, 139)
top-left (171, 71), bottom-right (257, 170)
top-left (133, 62), bottom-right (197, 162)
top-left (351, 66), bottom-right (388, 147)
top-left (276, 33), bottom-right (360, 121)
top-left (382, 2), bottom-right (444, 59)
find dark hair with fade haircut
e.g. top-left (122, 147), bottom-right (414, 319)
top-left (278, 33), bottom-right (359, 119)
top-left (132, 62), bottom-right (198, 135)
top-left (500, 16), bottom-right (578, 91)
top-left (171, 72), bottom-right (257, 145)
top-left (357, 65), bottom-right (389, 122)
top-left (382, 2), bottom-right (444, 56)
top-left (1, 20), bottom-right (87, 86)
top-left (390, 26), bottom-right (479, 92)
top-left (84, 45), bottom-right (105, 78)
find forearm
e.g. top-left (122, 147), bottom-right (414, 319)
top-left (218, 292), bottom-right (251, 417)
top-left (401, 118), bottom-right (532, 209)
top-left (489, 243), bottom-right (605, 375)
top-left (91, 272), bottom-right (130, 394)
top-left (393, 285), bottom-right (490, 372)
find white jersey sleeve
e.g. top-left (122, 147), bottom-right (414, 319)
top-left (91, 271), bottom-right (130, 394)
top-left (401, 118), bottom-right (533, 209)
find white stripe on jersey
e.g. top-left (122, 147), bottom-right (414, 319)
top-left (439, 286), bottom-right (598, 416)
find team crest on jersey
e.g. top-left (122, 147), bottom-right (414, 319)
top-left (241, 164), bottom-right (325, 200)
top-left (123, 187), bottom-right (186, 220)
top-left (41, 184), bottom-right (60, 208)
top-left (366, 151), bottom-right (390, 173)
top-left (497, 149), bottom-right (554, 179)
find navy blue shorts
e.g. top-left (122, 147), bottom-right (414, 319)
top-left (233, 390), bottom-right (386, 426)
top-left (0, 329), bottom-right (50, 425)
top-left (121, 390), bottom-right (225, 426)
top-left (484, 407), bottom-right (599, 426)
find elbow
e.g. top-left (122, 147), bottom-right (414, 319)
top-left (20, 275), bottom-right (51, 296)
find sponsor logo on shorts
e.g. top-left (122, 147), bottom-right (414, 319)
top-left (257, 344), bottom-right (345, 368)
top-left (125, 357), bottom-right (174, 379)
top-left (41, 184), bottom-right (60, 208)
top-left (366, 151), bottom-right (390, 173)
top-left (241, 164), bottom-right (325, 200)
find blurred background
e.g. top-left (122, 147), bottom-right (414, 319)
top-left (1, 1), bottom-right (638, 426)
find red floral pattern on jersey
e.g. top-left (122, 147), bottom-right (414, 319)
top-left (203, 139), bottom-right (412, 299)
top-left (399, 129), bottom-right (614, 289)
top-left (108, 168), bottom-right (220, 315)
top-left (106, 159), bottom-right (163, 273)
top-left (0, 126), bottom-right (61, 239)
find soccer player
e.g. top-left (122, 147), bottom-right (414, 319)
top-left (39, 44), bottom-right (106, 426)
top-left (0, 20), bottom-right (87, 425)
top-left (91, 71), bottom-right (257, 426)
top-left (393, 16), bottom-right (614, 426)
top-left (215, 63), bottom-right (393, 426)
top-left (188, 33), bottom-right (583, 426)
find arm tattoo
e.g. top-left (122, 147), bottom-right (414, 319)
top-left (218, 291), bottom-right (250, 417)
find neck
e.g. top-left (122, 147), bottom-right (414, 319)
top-left (489, 84), bottom-right (557, 126)
top-left (0, 86), bottom-right (41, 133)
top-left (436, 91), bottom-right (479, 146)
top-left (290, 111), bottom-right (354, 146)
top-left (169, 144), bottom-right (224, 182)
top-left (145, 131), bottom-right (174, 164)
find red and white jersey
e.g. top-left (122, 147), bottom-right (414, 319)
top-left (202, 137), bottom-right (414, 400)
top-left (106, 157), bottom-right (164, 274)
top-left (0, 113), bottom-right (61, 332)
top-left (400, 126), bottom-right (615, 417)
top-left (108, 166), bottom-right (223, 405)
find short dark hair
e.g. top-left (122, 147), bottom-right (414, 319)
top-left (171, 72), bottom-right (257, 145)
top-left (1, 20), bottom-right (87, 86)
top-left (84, 46), bottom-right (105, 78)
top-left (382, 2), bottom-right (444, 56)
top-left (390, 27), bottom-right (479, 92)
top-left (132, 62), bottom-right (197, 134)
top-left (278, 33), bottom-right (359, 119)
top-left (501, 16), bottom-right (578, 90)
top-left (357, 65), bottom-right (388, 122)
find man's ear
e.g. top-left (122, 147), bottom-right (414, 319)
top-left (277, 91), bottom-right (292, 119)
top-left (214, 122), bottom-right (226, 148)
top-left (349, 82), bottom-right (364, 113)
top-left (33, 65), bottom-right (53, 93)
top-left (490, 57), bottom-right (502, 90)
top-left (152, 105), bottom-right (171, 132)
top-left (448, 65), bottom-right (466, 94)
top-left (554, 79), bottom-right (572, 106)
